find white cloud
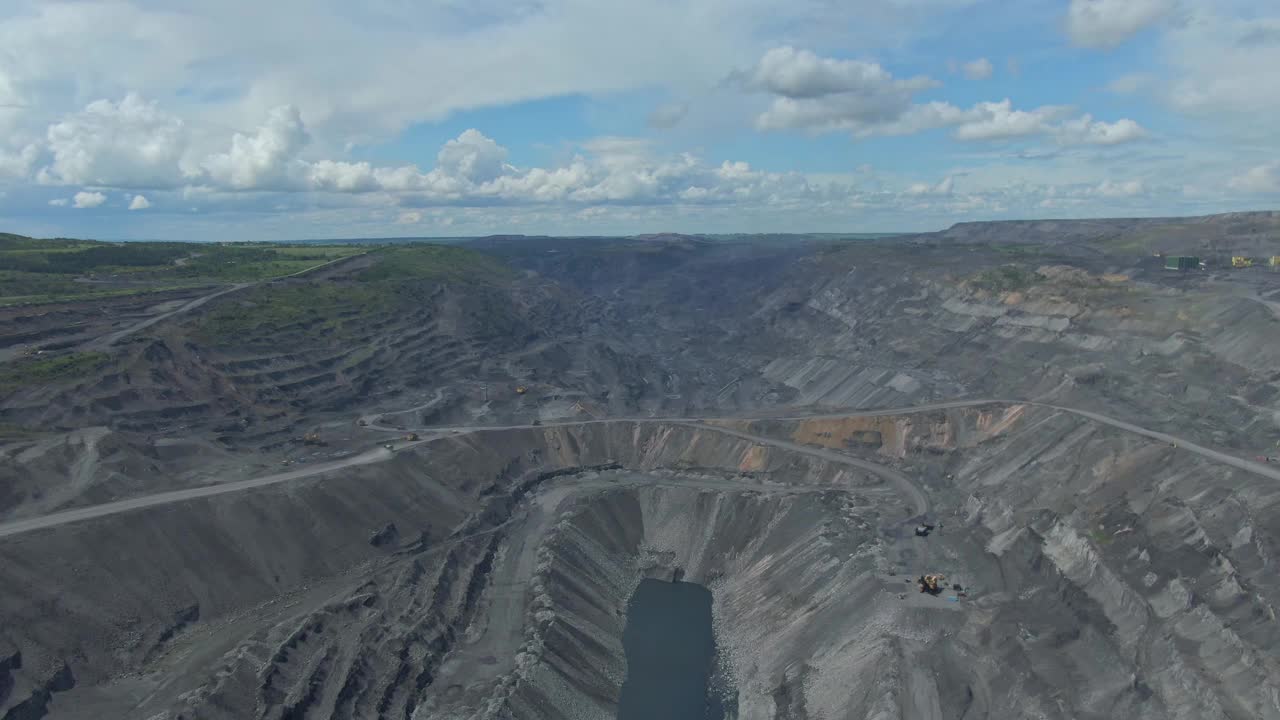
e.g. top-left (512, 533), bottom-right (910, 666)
top-left (961, 58), bottom-right (993, 80)
top-left (740, 49), bottom-right (1145, 146)
top-left (48, 197), bottom-right (67, 207)
top-left (0, 143), bottom-right (38, 179)
top-left (1229, 162), bottom-right (1280, 193)
top-left (743, 47), bottom-right (939, 134)
top-left (39, 93), bottom-right (190, 187)
top-left (128, 194), bottom-right (150, 210)
top-left (1066, 0), bottom-right (1172, 48)
top-left (1162, 11), bottom-right (1280, 121)
top-left (72, 190), bottom-right (106, 208)
top-left (435, 128), bottom-right (509, 183)
top-left (201, 105), bottom-right (309, 190)
top-left (738, 46), bottom-right (936, 99)
top-left (952, 100), bottom-right (1074, 140)
top-left (396, 211), bottom-right (422, 224)
top-left (1056, 115), bottom-right (1147, 145)
top-left (1093, 179), bottom-right (1146, 197)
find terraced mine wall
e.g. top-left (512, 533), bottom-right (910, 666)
top-left (3, 408), bottom-right (1279, 719)
top-left (0, 421), bottom-right (878, 718)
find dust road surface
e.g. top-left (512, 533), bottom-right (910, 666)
top-left (672, 421), bottom-right (931, 515)
top-left (772, 400), bottom-right (1280, 483)
top-left (4, 398), bottom-right (1278, 540)
top-left (0, 418), bottom-right (926, 541)
top-left (83, 283), bottom-right (252, 351)
top-left (79, 254), bottom-right (367, 352)
top-left (0, 444), bottom-right (401, 539)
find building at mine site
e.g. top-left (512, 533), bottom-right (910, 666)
top-left (1163, 255), bottom-right (1200, 270)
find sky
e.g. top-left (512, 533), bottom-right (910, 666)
top-left (0, 0), bottom-right (1278, 241)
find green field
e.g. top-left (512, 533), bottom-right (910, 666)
top-left (357, 244), bottom-right (514, 283)
top-left (197, 244), bottom-right (515, 343)
top-left (0, 235), bottom-right (365, 305)
top-left (968, 264), bottom-right (1046, 293)
top-left (0, 351), bottom-right (111, 394)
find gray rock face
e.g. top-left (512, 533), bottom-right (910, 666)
top-left (3, 225), bottom-right (1280, 719)
top-left (0, 409), bottom-right (1275, 719)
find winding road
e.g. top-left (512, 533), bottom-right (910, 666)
top-left (2, 397), bottom-right (1277, 540)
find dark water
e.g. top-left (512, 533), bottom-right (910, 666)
top-left (617, 578), bottom-right (726, 720)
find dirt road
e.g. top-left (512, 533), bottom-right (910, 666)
top-left (0, 416), bottom-right (923, 540)
top-left (83, 254), bottom-right (366, 351)
top-left (361, 388), bottom-right (446, 430)
top-left (672, 421), bottom-right (931, 515)
top-left (0, 443), bottom-right (405, 539)
top-left (4, 397), bottom-right (1278, 539)
top-left (379, 397), bottom-right (1280, 483)
top-left (82, 283), bottom-right (252, 351)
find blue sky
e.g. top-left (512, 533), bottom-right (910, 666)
top-left (0, 0), bottom-right (1277, 241)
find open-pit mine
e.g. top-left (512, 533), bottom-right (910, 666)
top-left (2, 214), bottom-right (1280, 719)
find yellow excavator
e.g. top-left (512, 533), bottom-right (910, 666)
top-left (918, 574), bottom-right (946, 595)
top-left (1232, 256), bottom-right (1254, 268)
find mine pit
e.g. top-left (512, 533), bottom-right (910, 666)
top-left (4, 227), bottom-right (1280, 718)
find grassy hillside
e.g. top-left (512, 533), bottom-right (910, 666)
top-left (0, 236), bottom-right (364, 305)
top-left (197, 244), bottom-right (515, 343)
top-left (0, 352), bottom-right (110, 394)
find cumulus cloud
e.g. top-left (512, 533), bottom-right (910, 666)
top-left (48, 197), bottom-right (67, 207)
top-left (128, 194), bottom-right (150, 210)
top-left (396, 211), bottom-right (422, 224)
top-left (952, 100), bottom-right (1074, 140)
top-left (0, 143), bottom-right (38, 179)
top-left (201, 105), bottom-right (309, 190)
top-left (1066, 0), bottom-right (1173, 48)
top-left (742, 47), bottom-right (939, 134)
top-left (961, 58), bottom-right (994, 80)
top-left (737, 46), bottom-right (937, 100)
top-left (943, 102), bottom-right (1145, 144)
top-left (435, 129), bottom-right (509, 183)
top-left (39, 93), bottom-right (190, 187)
top-left (1057, 115), bottom-right (1147, 144)
top-left (740, 49), bottom-right (1145, 146)
top-left (1229, 163), bottom-right (1280, 193)
top-left (72, 190), bottom-right (106, 208)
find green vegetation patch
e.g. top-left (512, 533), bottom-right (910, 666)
top-left (359, 244), bottom-right (514, 283)
top-left (168, 244), bottom-right (364, 281)
top-left (968, 264), bottom-right (1046, 293)
top-left (2, 243), bottom-right (190, 274)
top-left (196, 244), bottom-right (513, 345)
top-left (0, 352), bottom-right (111, 394)
top-left (0, 238), bottom-right (364, 304)
top-left (197, 283), bottom-right (396, 343)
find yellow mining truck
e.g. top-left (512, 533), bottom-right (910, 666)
top-left (1232, 256), bottom-right (1254, 268)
